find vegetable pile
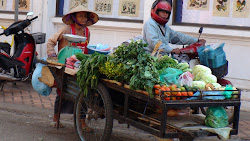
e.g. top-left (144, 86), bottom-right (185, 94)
top-left (75, 40), bottom-right (239, 100)
top-left (100, 40), bottom-right (161, 96)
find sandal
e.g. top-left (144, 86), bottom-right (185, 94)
top-left (50, 121), bottom-right (64, 128)
top-left (81, 119), bottom-right (94, 133)
top-left (82, 126), bottom-right (94, 133)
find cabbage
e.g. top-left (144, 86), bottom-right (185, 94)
top-left (192, 81), bottom-right (206, 90)
top-left (192, 65), bottom-right (212, 76)
top-left (201, 74), bottom-right (217, 84)
top-left (194, 72), bottom-right (207, 81)
top-left (212, 83), bottom-right (222, 89)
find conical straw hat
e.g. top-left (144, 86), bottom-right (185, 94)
top-left (62, 4), bottom-right (99, 26)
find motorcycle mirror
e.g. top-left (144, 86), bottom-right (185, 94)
top-left (198, 27), bottom-right (203, 41)
top-left (199, 27), bottom-right (203, 34)
top-left (26, 12), bottom-right (34, 18)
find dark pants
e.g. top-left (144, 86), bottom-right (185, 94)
top-left (54, 89), bottom-right (74, 114)
top-left (54, 89), bottom-right (85, 119)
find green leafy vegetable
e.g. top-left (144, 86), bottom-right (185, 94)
top-left (77, 53), bottom-right (108, 96)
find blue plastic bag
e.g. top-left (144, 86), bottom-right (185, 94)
top-left (223, 85), bottom-right (233, 99)
top-left (186, 91), bottom-right (225, 100)
top-left (198, 43), bottom-right (227, 68)
top-left (31, 63), bottom-right (52, 96)
top-left (159, 68), bottom-right (183, 84)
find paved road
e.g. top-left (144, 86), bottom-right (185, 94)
top-left (0, 102), bottom-right (159, 141)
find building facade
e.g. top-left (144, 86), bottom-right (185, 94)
top-left (0, 0), bottom-right (250, 91)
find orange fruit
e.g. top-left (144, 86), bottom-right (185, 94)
top-left (164, 89), bottom-right (171, 100)
top-left (170, 85), bottom-right (176, 91)
top-left (161, 87), bottom-right (167, 91)
top-left (164, 97), bottom-right (170, 100)
top-left (176, 92), bottom-right (182, 100)
top-left (171, 84), bottom-right (177, 88)
top-left (187, 91), bottom-right (194, 97)
top-left (161, 85), bottom-right (168, 89)
top-left (154, 84), bottom-right (161, 89)
top-left (181, 91), bottom-right (188, 96)
top-left (171, 96), bottom-right (176, 100)
top-left (164, 87), bottom-right (171, 96)
top-left (159, 87), bottom-right (167, 96)
top-left (181, 91), bottom-right (188, 99)
top-left (155, 89), bottom-right (160, 95)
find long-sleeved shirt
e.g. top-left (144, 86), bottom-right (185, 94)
top-left (47, 25), bottom-right (89, 56)
top-left (143, 18), bottom-right (198, 55)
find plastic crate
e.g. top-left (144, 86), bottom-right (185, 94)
top-left (87, 45), bottom-right (110, 55)
top-left (32, 32), bottom-right (46, 44)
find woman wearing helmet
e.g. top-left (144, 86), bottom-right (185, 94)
top-left (143, 0), bottom-right (205, 54)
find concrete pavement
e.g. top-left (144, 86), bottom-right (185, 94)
top-left (0, 81), bottom-right (250, 140)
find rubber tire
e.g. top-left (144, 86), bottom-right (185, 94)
top-left (74, 83), bottom-right (113, 141)
top-left (200, 107), bottom-right (234, 124)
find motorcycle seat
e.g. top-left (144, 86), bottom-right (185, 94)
top-left (0, 42), bottom-right (11, 54)
top-left (0, 55), bottom-right (24, 70)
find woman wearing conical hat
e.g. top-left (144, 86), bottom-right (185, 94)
top-left (47, 4), bottom-right (99, 131)
top-left (47, 4), bottom-right (99, 57)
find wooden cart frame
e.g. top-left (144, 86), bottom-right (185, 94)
top-left (46, 64), bottom-right (241, 141)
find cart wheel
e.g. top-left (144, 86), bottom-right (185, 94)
top-left (200, 107), bottom-right (234, 124)
top-left (74, 83), bottom-right (113, 141)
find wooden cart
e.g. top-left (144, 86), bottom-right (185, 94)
top-left (45, 62), bottom-right (241, 141)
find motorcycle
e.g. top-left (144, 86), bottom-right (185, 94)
top-left (171, 27), bottom-right (232, 86)
top-left (0, 12), bottom-right (44, 90)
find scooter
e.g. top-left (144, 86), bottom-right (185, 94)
top-left (171, 27), bottom-right (232, 86)
top-left (0, 12), bottom-right (43, 90)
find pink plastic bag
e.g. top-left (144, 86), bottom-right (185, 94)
top-left (178, 71), bottom-right (193, 86)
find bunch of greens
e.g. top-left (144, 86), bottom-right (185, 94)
top-left (99, 56), bottom-right (125, 81)
top-left (155, 55), bottom-right (179, 74)
top-left (108, 40), bottom-right (161, 96)
top-left (76, 53), bottom-right (108, 96)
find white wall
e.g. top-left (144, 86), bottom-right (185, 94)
top-left (0, 0), bottom-right (249, 90)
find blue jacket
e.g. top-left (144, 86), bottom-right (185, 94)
top-left (143, 18), bottom-right (198, 55)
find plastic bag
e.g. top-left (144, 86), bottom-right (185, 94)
top-left (205, 107), bottom-right (229, 128)
top-left (159, 68), bottom-right (183, 84)
top-left (223, 85), bottom-right (233, 99)
top-left (178, 71), bottom-right (193, 86)
top-left (198, 43), bottom-right (227, 68)
top-left (186, 91), bottom-right (225, 100)
top-left (31, 63), bottom-right (52, 96)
